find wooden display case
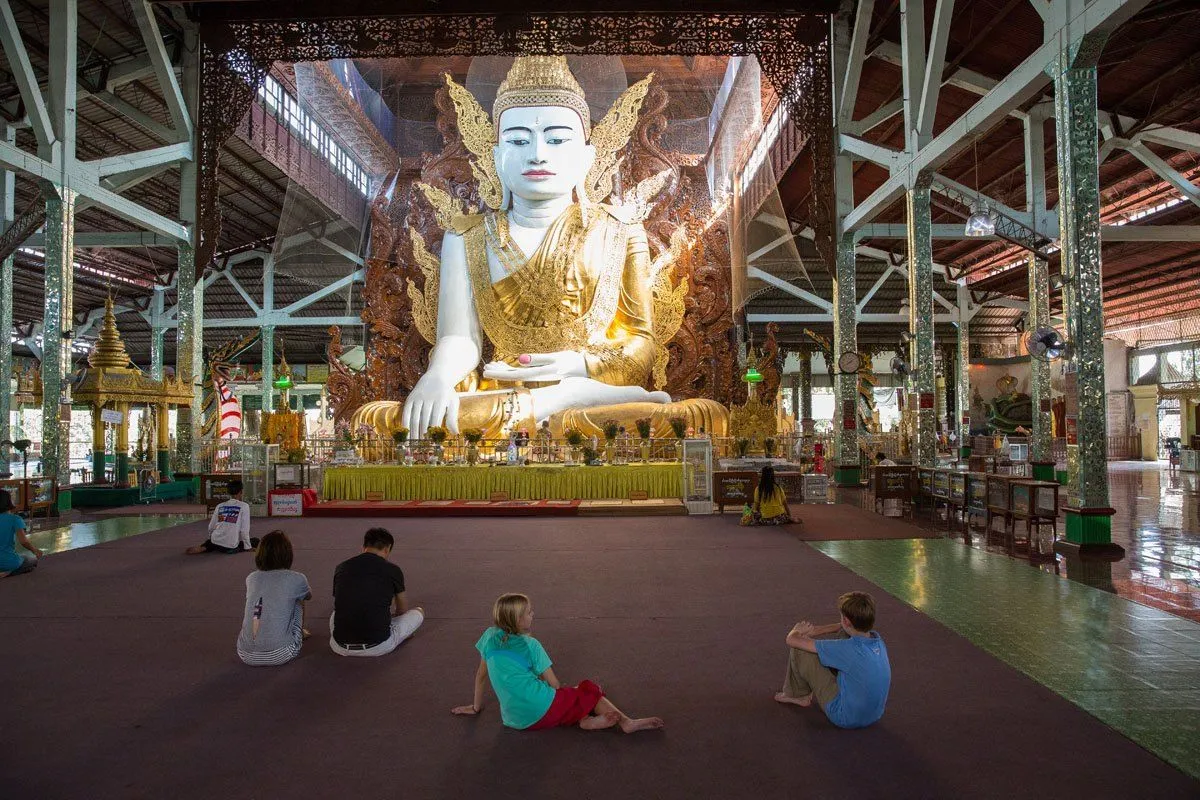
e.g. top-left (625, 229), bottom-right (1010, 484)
top-left (1007, 479), bottom-right (1060, 558)
top-left (964, 472), bottom-right (988, 536)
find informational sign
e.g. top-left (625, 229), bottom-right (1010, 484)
top-left (713, 471), bottom-right (756, 512)
top-left (332, 449), bottom-right (362, 464)
top-left (365, 491), bottom-right (385, 501)
top-left (628, 490), bottom-right (649, 501)
top-left (872, 466), bottom-right (913, 500)
top-left (275, 464), bottom-right (302, 486)
top-left (100, 409), bottom-right (124, 425)
top-left (802, 474), bottom-right (829, 503)
top-left (919, 393), bottom-right (935, 410)
top-left (269, 491), bottom-right (304, 516)
top-left (488, 491), bottom-right (510, 502)
top-left (202, 474), bottom-right (237, 509)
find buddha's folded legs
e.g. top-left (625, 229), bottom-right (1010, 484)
top-left (352, 386), bottom-right (728, 441)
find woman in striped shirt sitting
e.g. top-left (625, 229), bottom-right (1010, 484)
top-left (237, 531), bottom-right (312, 666)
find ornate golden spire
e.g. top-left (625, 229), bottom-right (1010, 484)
top-left (88, 295), bottom-right (132, 370)
top-left (493, 56), bottom-right (591, 135)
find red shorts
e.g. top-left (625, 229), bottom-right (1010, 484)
top-left (528, 680), bottom-right (605, 729)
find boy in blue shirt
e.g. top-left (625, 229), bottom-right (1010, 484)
top-left (775, 591), bottom-right (891, 729)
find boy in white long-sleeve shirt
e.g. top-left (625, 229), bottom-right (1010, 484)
top-left (186, 480), bottom-right (259, 555)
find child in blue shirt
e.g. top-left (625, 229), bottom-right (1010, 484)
top-left (775, 591), bottom-right (891, 729)
top-left (452, 593), bottom-right (663, 734)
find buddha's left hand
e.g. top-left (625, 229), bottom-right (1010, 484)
top-left (483, 351), bottom-right (587, 382)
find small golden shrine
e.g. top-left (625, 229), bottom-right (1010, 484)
top-left (39, 296), bottom-right (194, 484)
top-left (728, 350), bottom-right (781, 454)
top-left (261, 349), bottom-right (306, 458)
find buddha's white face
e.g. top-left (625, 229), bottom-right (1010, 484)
top-left (494, 106), bottom-right (595, 202)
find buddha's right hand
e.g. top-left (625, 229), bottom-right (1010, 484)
top-left (402, 375), bottom-right (461, 438)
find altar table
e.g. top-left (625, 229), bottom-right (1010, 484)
top-left (322, 463), bottom-right (685, 501)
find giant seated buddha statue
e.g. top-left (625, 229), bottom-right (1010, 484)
top-left (352, 56), bottom-right (728, 440)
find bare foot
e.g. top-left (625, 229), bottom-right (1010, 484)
top-left (184, 546), bottom-right (205, 555)
top-left (619, 716), bottom-right (665, 734)
top-left (774, 691), bottom-right (812, 707)
top-left (579, 711), bottom-right (620, 731)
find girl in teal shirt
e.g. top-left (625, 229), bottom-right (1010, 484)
top-left (452, 593), bottom-right (663, 734)
top-left (0, 492), bottom-right (41, 578)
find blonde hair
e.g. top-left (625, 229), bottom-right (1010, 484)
top-left (493, 592), bottom-right (531, 638)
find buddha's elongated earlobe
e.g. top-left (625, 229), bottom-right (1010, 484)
top-left (501, 183), bottom-right (511, 210)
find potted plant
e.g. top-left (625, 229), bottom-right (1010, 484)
top-left (581, 445), bottom-right (598, 466)
top-left (764, 437), bottom-right (776, 458)
top-left (391, 427), bottom-right (410, 464)
top-left (565, 428), bottom-right (585, 466)
top-left (462, 427), bottom-right (483, 465)
top-left (427, 425), bottom-right (448, 465)
top-left (602, 419), bottom-right (619, 464)
top-left (635, 417), bottom-right (652, 463)
top-left (668, 416), bottom-right (687, 460)
top-left (735, 438), bottom-right (751, 458)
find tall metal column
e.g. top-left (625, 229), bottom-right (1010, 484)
top-left (261, 326), bottom-right (276, 412)
top-left (174, 240), bottom-right (198, 469)
top-left (1027, 255), bottom-right (1054, 475)
top-left (799, 350), bottom-right (813, 432)
top-left (1053, 36), bottom-right (1117, 552)
top-left (906, 174), bottom-right (936, 467)
top-left (149, 327), bottom-right (166, 382)
top-left (833, 232), bottom-right (859, 484)
top-left (176, 21), bottom-right (202, 471)
top-left (41, 186), bottom-right (75, 488)
top-left (956, 284), bottom-right (971, 458)
top-left (149, 287), bottom-right (166, 381)
top-left (0, 125), bottom-right (14, 447)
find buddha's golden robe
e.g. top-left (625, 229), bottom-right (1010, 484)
top-left (354, 203), bottom-right (728, 438)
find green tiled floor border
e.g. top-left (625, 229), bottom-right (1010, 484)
top-left (810, 538), bottom-right (1200, 779)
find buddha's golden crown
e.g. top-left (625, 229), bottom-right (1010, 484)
top-left (493, 56), bottom-right (591, 137)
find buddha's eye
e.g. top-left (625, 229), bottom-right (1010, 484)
top-left (547, 137), bottom-right (568, 145)
top-left (506, 138), bottom-right (529, 146)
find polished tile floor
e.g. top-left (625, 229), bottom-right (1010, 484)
top-left (850, 462), bottom-right (1200, 622)
top-left (25, 513), bottom-right (206, 555)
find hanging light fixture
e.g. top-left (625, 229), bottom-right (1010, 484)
top-left (965, 199), bottom-right (996, 237)
top-left (964, 139), bottom-right (996, 237)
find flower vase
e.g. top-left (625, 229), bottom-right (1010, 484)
top-left (433, 443), bottom-right (444, 465)
top-left (674, 439), bottom-right (684, 461)
top-left (467, 443), bottom-right (479, 466)
top-left (569, 446), bottom-right (582, 466)
top-left (640, 439), bottom-right (651, 463)
top-left (604, 441), bottom-right (615, 464)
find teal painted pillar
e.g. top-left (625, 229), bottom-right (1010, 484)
top-left (41, 186), bottom-right (75, 488)
top-left (1053, 38), bottom-right (1118, 555)
top-left (906, 174), bottom-right (936, 467)
top-left (833, 232), bottom-right (860, 485)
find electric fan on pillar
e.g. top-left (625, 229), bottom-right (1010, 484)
top-left (1021, 326), bottom-right (1070, 362)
